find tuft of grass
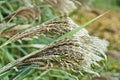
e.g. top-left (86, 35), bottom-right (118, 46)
top-left (0, 0), bottom-right (111, 80)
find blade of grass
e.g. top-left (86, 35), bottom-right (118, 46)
top-left (12, 66), bottom-right (31, 80)
top-left (0, 1), bottom-right (6, 4)
top-left (0, 70), bottom-right (12, 79)
top-left (35, 69), bottom-right (78, 80)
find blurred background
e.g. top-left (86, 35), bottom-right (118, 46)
top-left (71, 0), bottom-right (120, 79)
top-left (0, 0), bottom-right (120, 80)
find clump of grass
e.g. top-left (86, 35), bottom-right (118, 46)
top-left (0, 0), bottom-right (109, 80)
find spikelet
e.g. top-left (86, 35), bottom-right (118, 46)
top-left (11, 17), bottom-right (78, 41)
top-left (19, 28), bottom-right (108, 75)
